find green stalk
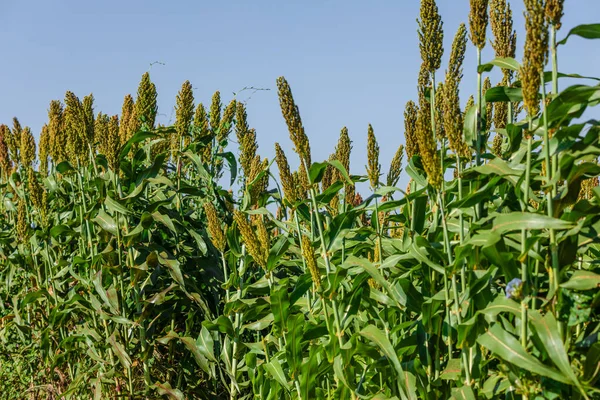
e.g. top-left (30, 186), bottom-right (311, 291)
top-left (550, 24), bottom-right (559, 182)
top-left (230, 245), bottom-right (245, 400)
top-left (541, 73), bottom-right (562, 338)
top-left (438, 192), bottom-right (471, 384)
top-left (521, 119), bottom-right (533, 350)
top-left (475, 47), bottom-right (483, 220)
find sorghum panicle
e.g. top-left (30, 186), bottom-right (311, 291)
top-left (20, 127), bottom-right (36, 169)
top-left (302, 235), bottom-right (321, 290)
top-left (418, 0), bottom-right (444, 73)
top-left (387, 144), bottom-right (405, 187)
top-left (135, 72), bottom-right (158, 129)
top-left (469, 0), bottom-right (489, 49)
top-left (275, 143), bottom-right (297, 206)
top-left (204, 203), bottom-right (227, 253)
top-left (404, 101), bottom-right (419, 160)
top-left (522, 0), bottom-right (549, 116)
top-left (173, 80), bottom-right (195, 152)
top-left (545, 0), bottom-right (565, 29)
top-left (276, 76), bottom-right (311, 167)
top-left (366, 124), bottom-right (381, 189)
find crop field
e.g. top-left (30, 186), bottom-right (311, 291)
top-left (1, 0), bottom-right (600, 399)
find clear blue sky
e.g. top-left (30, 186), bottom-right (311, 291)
top-left (1, 1), bottom-right (599, 190)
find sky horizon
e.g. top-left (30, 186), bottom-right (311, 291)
top-left (2, 1), bottom-right (600, 190)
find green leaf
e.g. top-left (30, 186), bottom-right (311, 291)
top-left (485, 86), bottom-right (523, 103)
top-left (217, 151), bottom-right (237, 186)
top-left (360, 325), bottom-right (416, 400)
top-left (478, 57), bottom-right (521, 73)
top-left (154, 382), bottom-right (184, 400)
top-left (491, 212), bottom-right (573, 234)
top-left (264, 359), bottom-right (291, 391)
top-left (108, 333), bottom-right (131, 370)
top-left (529, 310), bottom-right (582, 391)
top-left (560, 270), bottom-right (600, 290)
top-left (93, 209), bottom-right (118, 236)
top-left (270, 285), bottom-right (290, 335)
top-left (463, 103), bottom-right (477, 145)
top-left (477, 324), bottom-right (570, 384)
top-left (327, 159), bottom-right (353, 185)
top-left (286, 314), bottom-right (305, 377)
top-left (308, 161), bottom-right (328, 184)
top-left (197, 326), bottom-right (217, 362)
top-left (451, 386), bottom-right (477, 400)
top-left (558, 23), bottom-right (600, 45)
top-left (179, 336), bottom-right (210, 374)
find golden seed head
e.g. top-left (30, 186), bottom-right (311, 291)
top-left (579, 176), bottom-right (599, 201)
top-left (119, 94), bottom-right (136, 146)
top-left (204, 202), bottom-right (227, 252)
top-left (64, 91), bottom-right (88, 165)
top-left (490, 0), bottom-right (517, 78)
top-left (404, 101), bottom-right (419, 160)
top-left (236, 102), bottom-right (258, 178)
top-left (107, 116), bottom-right (121, 171)
top-left (387, 144), bottom-right (405, 187)
top-left (209, 91), bottom-right (222, 133)
top-left (435, 82), bottom-right (446, 140)
top-left (521, 0), bottom-right (549, 116)
top-left (367, 124), bottom-right (381, 189)
top-left (217, 99), bottom-right (236, 143)
top-left (416, 101), bottom-right (442, 188)
top-left (465, 95), bottom-right (475, 112)
top-left (492, 133), bottom-right (503, 157)
top-left (6, 119), bottom-right (21, 165)
top-left (174, 80), bottom-right (195, 152)
top-left (321, 154), bottom-right (337, 192)
top-left (193, 102), bottom-right (212, 163)
top-left (447, 23), bottom-right (468, 83)
top-left (234, 210), bottom-right (267, 267)
top-left (27, 168), bottom-right (44, 212)
top-left (545, 0), bottom-right (565, 29)
top-left (254, 216), bottom-right (270, 266)
top-left (276, 76), bottom-right (311, 166)
top-left (469, 0), bottom-right (489, 49)
top-left (275, 143), bottom-right (297, 205)
top-left (20, 127), bottom-right (36, 169)
top-left (493, 76), bottom-right (510, 130)
top-left (82, 94), bottom-right (95, 147)
top-left (135, 72), bottom-right (158, 129)
top-left (444, 24), bottom-right (470, 158)
top-left (247, 155), bottom-right (269, 205)
top-left (47, 100), bottom-right (66, 164)
top-left (483, 77), bottom-right (494, 132)
top-left (17, 199), bottom-right (28, 241)
top-left (38, 124), bottom-right (50, 176)
top-left (335, 127), bottom-right (351, 178)
top-left (0, 125), bottom-right (12, 175)
top-left (335, 127), bottom-right (354, 204)
top-left (418, 0), bottom-right (444, 72)
top-left (417, 63), bottom-right (431, 105)
top-left (301, 235), bottom-right (321, 289)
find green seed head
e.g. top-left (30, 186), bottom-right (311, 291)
top-left (276, 76), bottom-right (311, 166)
top-left (545, 0), bottom-right (565, 29)
top-left (483, 77), bottom-right (494, 132)
top-left (404, 101), bottom-right (419, 160)
top-left (521, 0), bottom-right (548, 116)
top-left (174, 80), bottom-right (195, 152)
top-left (275, 143), bottom-right (297, 206)
top-left (366, 124), bottom-right (381, 189)
top-left (204, 202), bottom-right (227, 253)
top-left (0, 125), bottom-right (12, 176)
top-left (418, 0), bottom-right (444, 73)
top-left (135, 72), bottom-right (158, 129)
top-left (119, 94), bottom-right (136, 146)
top-left (20, 127), bottom-right (36, 169)
top-left (469, 0), bottom-right (489, 49)
top-left (416, 102), bottom-right (441, 188)
top-left (490, 0), bottom-right (517, 79)
top-left (218, 99), bottom-right (236, 144)
top-left (236, 102), bottom-right (258, 178)
top-left (435, 82), bottom-right (446, 141)
top-left (209, 91), bottom-right (222, 133)
top-left (302, 235), bottom-right (321, 290)
top-left (444, 24), bottom-right (470, 158)
top-left (387, 144), bottom-right (405, 187)
top-left (38, 125), bottom-right (50, 176)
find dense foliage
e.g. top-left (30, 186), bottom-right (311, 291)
top-left (1, 1), bottom-right (600, 399)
